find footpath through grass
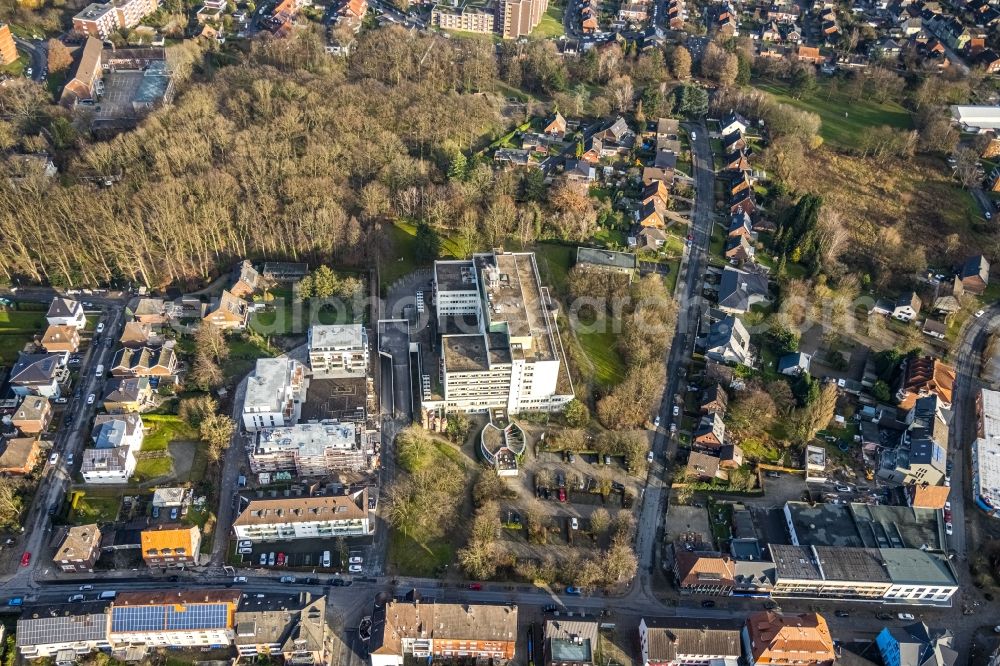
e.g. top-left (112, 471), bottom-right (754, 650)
top-left (754, 80), bottom-right (912, 151)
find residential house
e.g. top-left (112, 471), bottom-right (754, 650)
top-left (959, 254), bottom-right (990, 295)
top-left (703, 315), bottom-right (752, 366)
top-left (46, 297), bottom-right (86, 329)
top-left (700, 384), bottom-right (729, 416)
top-left (131, 298), bottom-right (169, 324)
top-left (717, 267), bottom-right (769, 314)
top-left (875, 623), bottom-right (957, 666)
top-left (722, 131), bottom-right (747, 153)
top-left (9, 352), bottom-right (67, 398)
top-left (521, 133), bottom-right (548, 154)
top-left (892, 291), bottom-right (922, 322)
top-left (16, 601), bottom-right (112, 661)
top-left (576, 247), bottom-right (638, 276)
top-left (234, 593), bottom-right (329, 664)
top-left (685, 451), bottom-right (728, 482)
top-left (907, 484), bottom-right (950, 510)
top-left (544, 112), bottom-right (567, 139)
top-left (618, 2), bottom-right (648, 21)
top-left (674, 551), bottom-right (736, 594)
top-left (742, 612), bottom-right (835, 666)
top-left (110, 345), bottom-right (177, 378)
top-left (725, 150), bottom-right (752, 173)
top-left (11, 395), bottom-right (53, 434)
top-left (777, 352), bottom-right (811, 376)
top-left (140, 526), bottom-right (201, 567)
top-left (543, 619), bottom-right (598, 666)
top-left (308, 324), bottom-right (369, 378)
top-left (107, 590), bottom-right (240, 653)
top-left (73, 0), bottom-right (156, 37)
top-left (923, 319), bottom-right (947, 340)
top-left (0, 437), bottom-right (40, 474)
top-left (879, 395), bottom-right (948, 487)
top-left (203, 290), bottom-right (249, 330)
top-left (631, 226), bottom-right (669, 252)
top-left (719, 443), bottom-right (744, 470)
top-left (54, 524), bottom-right (102, 572)
top-left (494, 148), bottom-right (533, 168)
top-left (693, 413), bottom-right (726, 450)
top-left (642, 150), bottom-right (677, 185)
top-left (82, 413), bottom-right (143, 483)
top-left (728, 212), bottom-right (753, 240)
top-left (656, 117), bottom-right (680, 144)
top-left (102, 376), bottom-right (153, 413)
top-left (761, 20), bottom-right (783, 41)
top-left (637, 200), bottom-right (665, 229)
top-left (667, 0), bottom-right (685, 29)
top-left (41, 325), bottom-right (80, 353)
top-left (119, 321), bottom-right (162, 348)
top-left (932, 277), bottom-right (964, 315)
top-left (243, 357), bottom-right (308, 431)
top-left (973, 48), bottom-right (1000, 74)
top-left (729, 171), bottom-right (752, 197)
top-left (639, 617), bottom-right (743, 666)
top-left (0, 23), bottom-right (16, 66)
top-left (593, 117), bottom-right (635, 153)
top-left (230, 262), bottom-right (261, 299)
top-left (642, 179), bottom-right (670, 209)
top-left (336, 0), bottom-right (367, 26)
top-left (563, 159), bottom-right (595, 185)
top-left (796, 44), bottom-right (824, 63)
top-left (152, 487), bottom-right (188, 510)
top-left (232, 490), bottom-right (371, 542)
top-left (720, 112), bottom-right (750, 137)
top-left (896, 356), bottom-right (955, 410)
top-left (369, 600), bottom-right (518, 666)
top-left (59, 36), bottom-right (103, 106)
top-left (724, 235), bottom-right (755, 263)
top-left (729, 188), bottom-right (757, 216)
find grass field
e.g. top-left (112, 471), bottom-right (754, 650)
top-left (141, 414), bottom-right (197, 452)
top-left (577, 326), bottom-right (627, 387)
top-left (0, 55), bottom-right (26, 78)
top-left (134, 456), bottom-right (173, 481)
top-left (69, 492), bottom-right (121, 524)
top-left (223, 336), bottom-right (273, 380)
top-left (0, 309), bottom-right (47, 365)
top-left (755, 81), bottom-right (912, 151)
top-left (388, 529), bottom-right (455, 577)
top-left (531, 2), bottom-right (565, 38)
top-left (250, 286), bottom-right (360, 336)
top-left (383, 220), bottom-right (469, 288)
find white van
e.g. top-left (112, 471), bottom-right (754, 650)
top-left (98, 591), bottom-right (117, 600)
top-left (95, 364), bottom-right (104, 377)
top-left (322, 551), bottom-right (331, 567)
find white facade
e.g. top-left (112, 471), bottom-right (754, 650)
top-left (951, 105), bottom-right (1000, 132)
top-left (46, 298), bottom-right (87, 329)
top-left (232, 491), bottom-right (371, 543)
top-left (974, 388), bottom-right (1000, 518)
top-left (81, 446), bottom-right (137, 484)
top-left (638, 618), bottom-right (741, 666)
top-left (308, 325), bottom-right (369, 378)
top-left (242, 357), bottom-right (308, 431)
top-left (250, 420), bottom-right (368, 476)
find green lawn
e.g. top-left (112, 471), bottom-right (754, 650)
top-left (141, 414), bottom-right (198, 452)
top-left (382, 219), bottom-right (472, 289)
top-left (134, 456), bottom-right (173, 481)
top-left (754, 81), bottom-right (913, 152)
top-left (533, 243), bottom-right (574, 295)
top-left (531, 1), bottom-right (565, 38)
top-left (0, 310), bottom-right (46, 332)
top-left (0, 55), bottom-right (26, 78)
top-left (578, 327), bottom-right (627, 387)
top-left (388, 529), bottom-right (455, 577)
top-left (69, 491), bottom-right (121, 524)
top-left (223, 336), bottom-right (274, 379)
top-left (250, 285), bottom-right (360, 336)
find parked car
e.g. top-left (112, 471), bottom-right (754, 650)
top-left (331, 578), bottom-right (346, 587)
top-left (80, 585), bottom-right (93, 591)
top-left (349, 564), bottom-right (363, 573)
top-left (96, 322), bottom-right (104, 333)
top-left (48, 453), bottom-right (59, 465)
top-left (267, 552), bottom-right (276, 566)
top-left (468, 583), bottom-right (482, 590)
top-left (259, 553), bottom-right (267, 566)
top-left (835, 610), bottom-right (850, 618)
top-left (672, 405), bottom-right (680, 416)
top-left (700, 600), bottom-right (715, 608)
top-left (349, 556), bottom-right (364, 564)
top-left (835, 485), bottom-right (851, 493)
top-left (276, 552), bottom-right (286, 566)
top-left (20, 552), bottom-right (30, 567)
top-left (558, 488), bottom-right (567, 502)
top-left (646, 451), bottom-right (654, 463)
top-left (234, 576), bottom-right (247, 583)
top-left (976, 309), bottom-right (986, 318)
top-left (670, 423), bottom-right (677, 433)
top-left (876, 612), bottom-right (893, 620)
top-left (152, 506), bottom-right (160, 518)
top-left (946, 522), bottom-right (953, 535)
top-left (280, 576), bottom-right (296, 583)
top-left (86, 393), bottom-right (95, 405)
top-left (68, 594), bottom-right (85, 602)
top-left (653, 416), bottom-right (661, 427)
top-left (170, 507), bottom-right (179, 520)
top-left (564, 587), bottom-right (582, 596)
top-left (898, 613), bottom-right (915, 621)
top-left (571, 517), bottom-right (579, 530)
top-left (66, 453), bottom-right (74, 466)
top-left (54, 397), bottom-right (68, 404)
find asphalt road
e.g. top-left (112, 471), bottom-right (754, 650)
top-left (11, 37), bottom-right (46, 82)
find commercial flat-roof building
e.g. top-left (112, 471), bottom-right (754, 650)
top-left (782, 501), bottom-right (944, 551)
top-left (250, 420), bottom-right (370, 476)
top-left (428, 252), bottom-right (573, 415)
top-left (973, 387), bottom-right (1000, 518)
top-left (308, 325), bottom-right (369, 379)
top-left (232, 490), bottom-right (370, 542)
top-left (369, 600), bottom-right (518, 666)
top-left (951, 105), bottom-right (1000, 132)
top-left (16, 602), bottom-right (111, 660)
top-left (242, 357), bottom-right (308, 431)
top-left (769, 544), bottom-right (958, 606)
top-left (543, 619), bottom-right (598, 666)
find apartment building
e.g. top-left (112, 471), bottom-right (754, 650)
top-left (0, 24), bottom-right (16, 67)
top-left (243, 357), bottom-right (308, 431)
top-left (41, 325), bottom-right (81, 353)
top-left (81, 414), bottom-right (143, 484)
top-left (233, 593), bottom-right (329, 664)
top-left (742, 612), bottom-right (835, 666)
top-left (110, 345), bottom-right (177, 378)
top-left (878, 395), bottom-right (948, 486)
top-left (498, 0), bottom-right (548, 38)
top-left (16, 602), bottom-right (112, 660)
top-left (638, 617), bottom-right (743, 666)
top-left (431, 5), bottom-right (496, 32)
top-left (232, 490), bottom-right (370, 543)
top-left (11, 396), bottom-right (53, 435)
top-left (140, 526), bottom-right (201, 567)
top-left (428, 252), bottom-right (573, 415)
top-left (60, 37), bottom-right (103, 106)
top-left (107, 590), bottom-right (240, 652)
top-left (54, 524), bottom-right (102, 573)
top-left (46, 297), bottom-right (87, 329)
top-left (308, 324), bottom-right (369, 378)
top-left (974, 387), bottom-right (1000, 518)
top-left (369, 600), bottom-right (518, 666)
top-left (250, 420), bottom-right (368, 476)
top-left (73, 0), bottom-right (157, 38)
top-left (895, 356), bottom-right (955, 411)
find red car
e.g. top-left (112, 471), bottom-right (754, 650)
top-left (558, 488), bottom-right (567, 502)
top-left (276, 553), bottom-right (286, 566)
top-left (468, 583), bottom-right (482, 590)
top-left (20, 552), bottom-right (30, 567)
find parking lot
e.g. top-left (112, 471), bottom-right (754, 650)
top-left (236, 537), bottom-right (375, 574)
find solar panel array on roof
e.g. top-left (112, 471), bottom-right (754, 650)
top-left (112, 603), bottom-right (229, 633)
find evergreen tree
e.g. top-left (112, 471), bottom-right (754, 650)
top-left (448, 152), bottom-right (468, 182)
top-left (414, 221), bottom-right (441, 263)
